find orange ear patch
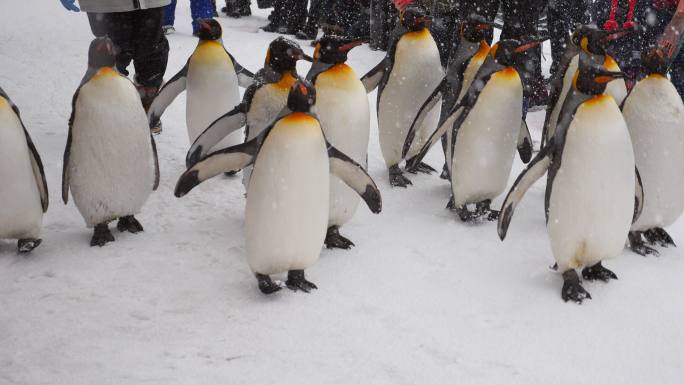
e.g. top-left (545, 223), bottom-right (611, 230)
top-left (603, 55), bottom-right (620, 71)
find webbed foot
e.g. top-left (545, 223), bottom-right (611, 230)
top-left (561, 270), bottom-right (591, 304)
top-left (644, 227), bottom-right (675, 247)
top-left (405, 157), bottom-right (436, 174)
top-left (324, 226), bottom-right (355, 249)
top-left (91, 223), bottom-right (115, 247)
top-left (286, 270), bottom-right (318, 293)
top-left (581, 262), bottom-right (618, 282)
top-left (389, 165), bottom-right (412, 188)
top-left (628, 231), bottom-right (660, 256)
top-left (256, 273), bottom-right (282, 295)
top-left (17, 238), bottom-right (42, 253)
top-left (117, 215), bottom-right (144, 234)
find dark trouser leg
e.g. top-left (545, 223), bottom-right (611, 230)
top-left (431, 10), bottom-right (459, 67)
top-left (190, 0), bottom-right (215, 33)
top-left (87, 12), bottom-right (136, 77)
top-left (163, 0), bottom-right (177, 27)
top-left (130, 8), bottom-right (169, 90)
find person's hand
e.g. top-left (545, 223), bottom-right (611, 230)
top-left (60, 0), bottom-right (80, 12)
top-left (393, 0), bottom-right (413, 11)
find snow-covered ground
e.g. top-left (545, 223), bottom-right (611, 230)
top-left (2, 2), bottom-right (684, 384)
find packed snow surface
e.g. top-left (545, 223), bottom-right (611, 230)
top-left (1, 2), bottom-right (683, 384)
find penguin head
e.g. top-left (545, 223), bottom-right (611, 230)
top-left (197, 19), bottom-right (222, 40)
top-left (87, 36), bottom-right (117, 69)
top-left (573, 63), bottom-right (625, 95)
top-left (313, 35), bottom-right (363, 64)
top-left (490, 39), bottom-right (541, 67)
top-left (461, 13), bottom-right (492, 43)
top-left (572, 24), bottom-right (633, 55)
top-left (400, 5), bottom-right (432, 32)
top-left (641, 47), bottom-right (669, 76)
top-left (266, 37), bottom-right (313, 72)
top-left (287, 80), bottom-right (316, 112)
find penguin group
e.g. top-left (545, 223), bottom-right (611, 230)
top-left (3, 9), bottom-right (684, 303)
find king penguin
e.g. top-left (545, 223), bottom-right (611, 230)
top-left (361, 5), bottom-right (444, 187)
top-left (498, 59), bottom-right (641, 303)
top-left (542, 24), bottom-right (631, 148)
top-left (0, 87), bottom-right (48, 253)
top-left (185, 37), bottom-right (311, 186)
top-left (306, 35), bottom-right (369, 249)
top-left (147, 19), bottom-right (254, 150)
top-left (405, 39), bottom-right (539, 222)
top-left (623, 47), bottom-right (684, 256)
top-left (174, 81), bottom-right (382, 295)
top-left (63, 37), bottom-right (160, 247)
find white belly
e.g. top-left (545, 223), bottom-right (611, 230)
top-left (186, 62), bottom-right (242, 151)
top-left (315, 67), bottom-right (370, 227)
top-left (547, 96), bottom-right (635, 270)
top-left (378, 32), bottom-right (444, 166)
top-left (547, 56), bottom-right (577, 141)
top-left (69, 75), bottom-right (155, 227)
top-left (245, 115), bottom-right (329, 275)
top-left (0, 101), bottom-right (43, 239)
top-left (623, 76), bottom-right (684, 231)
top-left (451, 70), bottom-right (523, 206)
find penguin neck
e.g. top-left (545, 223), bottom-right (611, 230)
top-left (404, 27), bottom-right (430, 40)
top-left (91, 66), bottom-right (119, 81)
top-left (276, 71), bottom-right (297, 89)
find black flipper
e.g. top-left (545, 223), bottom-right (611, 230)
top-left (633, 167), bottom-right (644, 224)
top-left (227, 51), bottom-right (255, 88)
top-left (361, 57), bottom-right (391, 93)
top-left (146, 61), bottom-right (188, 129)
top-left (327, 143), bottom-right (382, 214)
top-left (63, 85), bottom-right (82, 204)
top-left (517, 119), bottom-right (533, 164)
top-left (151, 134), bottom-right (160, 191)
top-left (175, 138), bottom-right (259, 197)
top-left (498, 142), bottom-right (554, 240)
top-left (402, 78), bottom-right (446, 159)
top-left (1, 88), bottom-right (50, 213)
top-left (186, 104), bottom-right (248, 167)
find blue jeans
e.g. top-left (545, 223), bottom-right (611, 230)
top-left (163, 0), bottom-right (214, 32)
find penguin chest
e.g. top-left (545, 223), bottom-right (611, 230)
top-left (603, 56), bottom-right (627, 105)
top-left (451, 68), bottom-right (523, 206)
top-left (547, 55), bottom-right (578, 140)
top-left (458, 53), bottom-right (487, 101)
top-left (547, 96), bottom-right (635, 270)
top-left (245, 82), bottom-right (290, 141)
top-left (623, 76), bottom-right (684, 230)
top-left (69, 73), bottom-right (155, 227)
top-left (245, 113), bottom-right (329, 275)
top-left (187, 45), bottom-right (241, 145)
top-left (378, 29), bottom-right (444, 166)
top-left (0, 99), bottom-right (42, 239)
top-left (315, 64), bottom-right (370, 226)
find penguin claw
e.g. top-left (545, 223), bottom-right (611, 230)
top-left (286, 270), bottom-right (317, 293)
top-left (117, 216), bottom-right (144, 234)
top-left (561, 270), bottom-right (591, 304)
top-left (91, 224), bottom-right (115, 247)
top-left (324, 226), bottom-right (355, 249)
top-left (17, 238), bottom-right (42, 253)
top-left (581, 262), bottom-right (618, 282)
top-left (628, 231), bottom-right (660, 256)
top-left (256, 274), bottom-right (283, 295)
